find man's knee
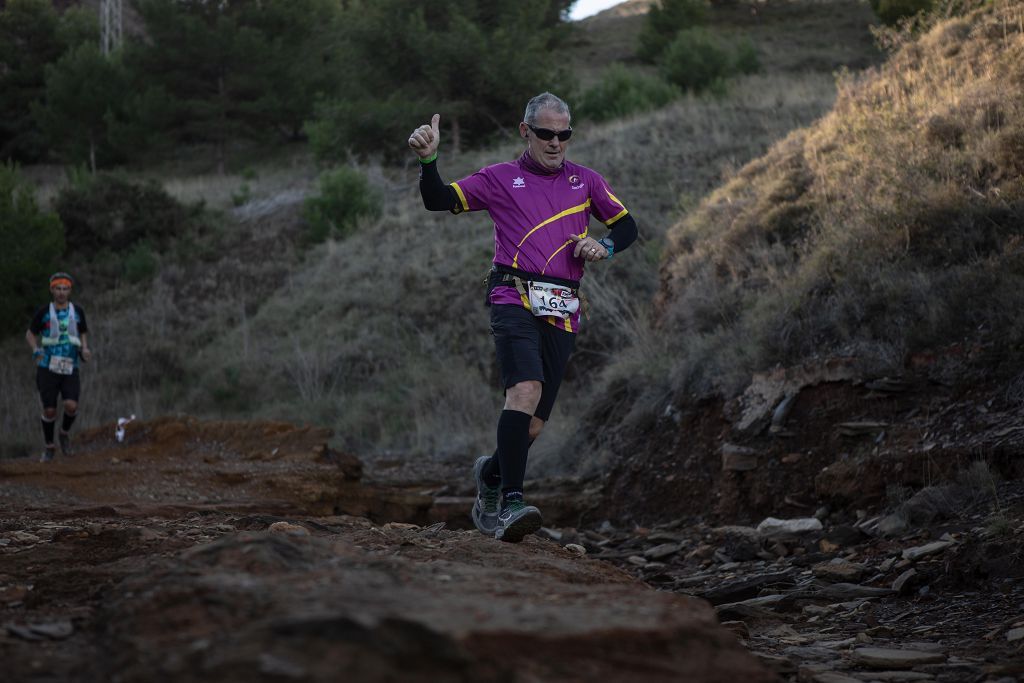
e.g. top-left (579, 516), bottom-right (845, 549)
top-left (528, 417), bottom-right (545, 441)
top-left (42, 407), bottom-right (57, 420)
top-left (63, 400), bottom-right (78, 414)
top-left (505, 380), bottom-right (542, 412)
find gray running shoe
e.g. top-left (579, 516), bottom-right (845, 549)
top-left (494, 500), bottom-right (543, 543)
top-left (58, 431), bottom-right (71, 457)
top-left (471, 456), bottom-right (501, 535)
top-left (40, 448), bottom-right (55, 463)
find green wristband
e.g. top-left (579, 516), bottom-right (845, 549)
top-left (419, 152), bottom-right (438, 164)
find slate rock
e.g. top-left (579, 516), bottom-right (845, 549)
top-left (809, 671), bottom-right (863, 683)
top-left (757, 517), bottom-right (823, 538)
top-left (644, 542), bottom-right (682, 560)
top-left (892, 568), bottom-right (918, 594)
top-left (901, 541), bottom-right (952, 561)
top-left (812, 558), bottom-right (866, 582)
top-left (852, 647), bottom-right (946, 669)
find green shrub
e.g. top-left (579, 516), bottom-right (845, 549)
top-left (123, 240), bottom-right (159, 283)
top-left (870, 0), bottom-right (934, 26)
top-left (577, 64), bottom-right (681, 122)
top-left (302, 167), bottom-right (381, 243)
top-left (231, 182), bottom-right (252, 207)
top-left (306, 94), bottom-right (429, 164)
top-left (0, 162), bottom-right (65, 335)
top-left (637, 0), bottom-right (709, 63)
top-left (55, 173), bottom-right (193, 256)
top-left (733, 37), bottom-right (761, 75)
top-left (660, 28), bottom-right (733, 93)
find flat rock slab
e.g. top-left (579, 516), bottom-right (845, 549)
top-left (901, 541), bottom-right (953, 561)
top-left (809, 672), bottom-right (863, 683)
top-left (859, 671), bottom-right (935, 681)
top-left (97, 525), bottom-right (775, 682)
top-left (812, 558), bottom-right (866, 582)
top-left (852, 647), bottom-right (946, 669)
top-left (757, 517), bottom-right (823, 537)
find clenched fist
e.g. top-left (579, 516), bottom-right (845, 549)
top-left (408, 113), bottom-right (441, 159)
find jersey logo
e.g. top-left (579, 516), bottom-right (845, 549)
top-left (512, 176), bottom-right (525, 188)
top-left (568, 174), bottom-right (584, 190)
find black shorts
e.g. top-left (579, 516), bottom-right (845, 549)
top-left (36, 366), bottom-right (80, 408)
top-left (490, 304), bottom-right (576, 421)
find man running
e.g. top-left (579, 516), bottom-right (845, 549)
top-left (408, 92), bottom-right (638, 542)
top-left (25, 272), bottom-right (92, 462)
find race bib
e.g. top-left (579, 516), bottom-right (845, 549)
top-left (48, 356), bottom-right (74, 375)
top-left (527, 281), bottom-right (579, 320)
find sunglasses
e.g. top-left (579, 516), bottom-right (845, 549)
top-left (527, 124), bottom-right (573, 142)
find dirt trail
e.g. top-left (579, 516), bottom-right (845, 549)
top-left (0, 418), bottom-right (771, 682)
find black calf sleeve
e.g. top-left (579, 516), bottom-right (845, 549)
top-left (483, 436), bottom-right (536, 488)
top-left (41, 415), bottom-right (56, 445)
top-left (482, 449), bottom-right (501, 487)
top-left (496, 409), bottom-right (532, 493)
top-left (62, 410), bottom-right (77, 433)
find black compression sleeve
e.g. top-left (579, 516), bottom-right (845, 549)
top-left (607, 213), bottom-right (638, 253)
top-left (419, 159), bottom-right (458, 211)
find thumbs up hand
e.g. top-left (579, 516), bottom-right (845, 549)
top-left (408, 113), bottom-right (441, 159)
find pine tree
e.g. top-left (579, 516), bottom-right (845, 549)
top-left (37, 43), bottom-right (127, 172)
top-left (0, 162), bottom-right (65, 334)
top-left (307, 0), bottom-right (575, 162)
top-left (0, 0), bottom-right (65, 162)
top-left (123, 0), bottom-right (341, 171)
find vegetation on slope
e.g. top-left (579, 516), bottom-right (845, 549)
top-left (637, 0), bottom-right (1024, 409)
top-left (0, 0), bottom-right (881, 465)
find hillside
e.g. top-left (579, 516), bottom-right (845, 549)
top-left (591, 0), bottom-right (1024, 523)
top-left (0, 0), bottom-right (881, 468)
top-left (5, 2), bottom-right (1024, 680)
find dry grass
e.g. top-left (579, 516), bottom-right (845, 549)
top-left (0, 0), bottom-right (879, 467)
top-left (649, 0), bottom-right (1024, 399)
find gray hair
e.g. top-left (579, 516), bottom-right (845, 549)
top-left (523, 92), bottom-right (571, 125)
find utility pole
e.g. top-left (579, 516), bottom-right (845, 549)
top-left (100, 0), bottom-right (123, 55)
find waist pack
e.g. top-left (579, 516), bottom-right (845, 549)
top-left (484, 265), bottom-right (590, 320)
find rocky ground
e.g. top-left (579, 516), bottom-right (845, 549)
top-left (0, 418), bottom-right (769, 683)
top-left (2, 403), bottom-right (1023, 682)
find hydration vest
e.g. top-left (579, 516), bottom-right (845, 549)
top-left (40, 303), bottom-right (82, 347)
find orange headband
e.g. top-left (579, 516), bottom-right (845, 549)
top-left (50, 278), bottom-right (73, 289)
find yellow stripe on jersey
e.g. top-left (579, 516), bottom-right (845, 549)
top-left (451, 182), bottom-right (469, 212)
top-left (605, 208), bottom-right (628, 225)
top-left (541, 240), bottom-right (573, 275)
top-left (603, 188), bottom-right (628, 224)
top-left (606, 188), bottom-right (625, 210)
top-left (512, 200), bottom-right (591, 268)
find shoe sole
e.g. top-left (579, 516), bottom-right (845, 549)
top-left (495, 509), bottom-right (543, 543)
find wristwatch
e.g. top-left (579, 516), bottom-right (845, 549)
top-left (598, 237), bottom-right (615, 259)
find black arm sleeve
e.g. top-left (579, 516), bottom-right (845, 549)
top-left (607, 213), bottom-right (638, 253)
top-left (419, 159), bottom-right (459, 212)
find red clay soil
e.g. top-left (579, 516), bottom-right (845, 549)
top-left (600, 369), bottom-right (1024, 527)
top-left (0, 417), bottom-right (774, 683)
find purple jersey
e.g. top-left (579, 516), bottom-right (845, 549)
top-left (451, 154), bottom-right (629, 332)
